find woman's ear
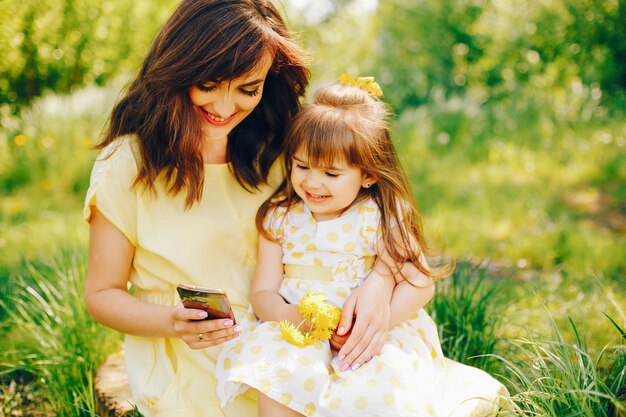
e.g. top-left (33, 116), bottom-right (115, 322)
top-left (361, 173), bottom-right (377, 189)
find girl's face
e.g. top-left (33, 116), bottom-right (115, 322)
top-left (188, 53), bottom-right (273, 142)
top-left (291, 151), bottom-right (374, 221)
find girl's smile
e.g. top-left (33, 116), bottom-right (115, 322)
top-left (291, 153), bottom-right (374, 221)
top-left (304, 191), bottom-right (331, 203)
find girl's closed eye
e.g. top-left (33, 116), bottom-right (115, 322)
top-left (325, 171), bottom-right (339, 178)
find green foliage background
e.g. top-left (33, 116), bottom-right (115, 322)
top-left (0, 0), bottom-right (176, 113)
top-left (0, 0), bottom-right (625, 415)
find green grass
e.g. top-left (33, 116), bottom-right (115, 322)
top-left (0, 248), bottom-right (121, 417)
top-left (395, 94), bottom-right (626, 279)
top-left (431, 261), bottom-right (504, 375)
top-left (493, 315), bottom-right (626, 416)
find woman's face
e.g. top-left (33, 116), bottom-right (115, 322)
top-left (188, 53), bottom-right (273, 142)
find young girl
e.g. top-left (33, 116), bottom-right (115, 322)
top-left (215, 80), bottom-right (508, 417)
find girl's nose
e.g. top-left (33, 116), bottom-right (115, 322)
top-left (303, 172), bottom-right (322, 188)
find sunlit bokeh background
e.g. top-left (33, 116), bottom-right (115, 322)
top-left (0, 0), bottom-right (624, 414)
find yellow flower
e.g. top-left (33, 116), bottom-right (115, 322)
top-left (298, 292), bottom-right (328, 319)
top-left (279, 321), bottom-right (307, 347)
top-left (313, 303), bottom-right (341, 331)
top-left (280, 291), bottom-right (343, 347)
top-left (13, 134), bottom-right (27, 146)
top-left (338, 74), bottom-right (383, 97)
top-left (310, 327), bottom-right (334, 341)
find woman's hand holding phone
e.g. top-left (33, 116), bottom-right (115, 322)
top-left (174, 284), bottom-right (241, 349)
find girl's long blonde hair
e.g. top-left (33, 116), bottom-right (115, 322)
top-left (257, 82), bottom-right (449, 281)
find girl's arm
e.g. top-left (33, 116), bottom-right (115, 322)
top-left (249, 235), bottom-right (302, 325)
top-left (85, 207), bottom-right (238, 348)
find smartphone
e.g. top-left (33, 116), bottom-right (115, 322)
top-left (176, 284), bottom-right (236, 323)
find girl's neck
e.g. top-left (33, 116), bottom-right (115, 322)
top-left (306, 197), bottom-right (363, 222)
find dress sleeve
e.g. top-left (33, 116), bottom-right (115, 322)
top-left (83, 137), bottom-right (139, 246)
top-left (359, 199), bottom-right (383, 243)
top-left (262, 205), bottom-right (287, 243)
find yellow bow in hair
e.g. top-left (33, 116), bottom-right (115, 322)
top-left (338, 73), bottom-right (383, 97)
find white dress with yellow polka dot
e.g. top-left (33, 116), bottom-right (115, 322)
top-left (216, 198), bottom-right (448, 416)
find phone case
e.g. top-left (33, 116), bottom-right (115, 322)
top-left (176, 284), bottom-right (235, 322)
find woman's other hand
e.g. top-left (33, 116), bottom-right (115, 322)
top-left (335, 274), bottom-right (393, 370)
top-left (172, 303), bottom-right (240, 349)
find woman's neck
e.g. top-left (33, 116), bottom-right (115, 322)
top-left (201, 136), bottom-right (228, 164)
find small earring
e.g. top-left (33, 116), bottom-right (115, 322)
top-left (364, 182), bottom-right (372, 189)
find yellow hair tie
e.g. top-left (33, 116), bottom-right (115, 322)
top-left (338, 73), bottom-right (383, 97)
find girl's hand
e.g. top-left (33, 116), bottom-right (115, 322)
top-left (329, 328), bottom-right (350, 351)
top-left (172, 303), bottom-right (240, 349)
top-left (335, 277), bottom-right (393, 370)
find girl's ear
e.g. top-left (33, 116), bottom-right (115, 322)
top-left (361, 172), bottom-right (377, 189)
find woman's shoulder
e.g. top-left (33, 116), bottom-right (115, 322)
top-left (96, 135), bottom-right (141, 167)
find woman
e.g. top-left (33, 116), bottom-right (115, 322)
top-left (84, 1), bottom-right (393, 416)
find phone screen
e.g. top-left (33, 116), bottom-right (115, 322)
top-left (176, 284), bottom-right (236, 323)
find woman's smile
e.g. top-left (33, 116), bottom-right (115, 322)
top-left (199, 108), bottom-right (239, 127)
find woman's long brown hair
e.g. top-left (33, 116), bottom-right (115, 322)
top-left (99, 0), bottom-right (309, 207)
top-left (257, 83), bottom-right (450, 281)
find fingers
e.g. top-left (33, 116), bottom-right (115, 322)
top-left (347, 330), bottom-right (385, 368)
top-left (173, 304), bottom-right (209, 321)
top-left (337, 311), bottom-right (386, 370)
top-left (329, 332), bottom-right (350, 351)
top-left (337, 327), bottom-right (385, 370)
top-left (173, 303), bottom-right (240, 349)
top-left (337, 295), bottom-right (357, 336)
top-left (184, 324), bottom-right (241, 349)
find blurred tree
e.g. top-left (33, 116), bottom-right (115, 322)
top-left (0, 0), bottom-right (177, 115)
top-left (371, 0), bottom-right (485, 111)
top-left (564, 0), bottom-right (626, 93)
top-left (368, 0), bottom-right (626, 113)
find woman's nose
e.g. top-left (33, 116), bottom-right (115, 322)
top-left (213, 92), bottom-right (236, 117)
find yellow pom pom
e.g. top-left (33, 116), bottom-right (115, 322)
top-left (281, 291), bottom-right (343, 346)
top-left (279, 321), bottom-right (308, 347)
top-left (310, 327), bottom-right (334, 341)
top-left (298, 292), bottom-right (329, 319)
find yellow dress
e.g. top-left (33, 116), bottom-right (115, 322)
top-left (83, 136), bottom-right (282, 417)
top-left (216, 199), bottom-right (509, 417)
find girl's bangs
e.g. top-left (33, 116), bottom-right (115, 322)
top-left (293, 121), bottom-right (361, 169)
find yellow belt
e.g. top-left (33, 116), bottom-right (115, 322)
top-left (284, 257), bottom-right (375, 281)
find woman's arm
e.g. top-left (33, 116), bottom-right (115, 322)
top-left (389, 261), bottom-right (435, 328)
top-left (249, 235), bottom-right (302, 325)
top-left (332, 230), bottom-right (435, 369)
top-left (85, 207), bottom-right (238, 348)
top-left (332, 268), bottom-right (394, 370)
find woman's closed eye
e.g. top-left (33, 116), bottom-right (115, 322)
top-left (295, 164), bottom-right (309, 171)
top-left (240, 87), bottom-right (260, 97)
top-left (196, 83), bottom-right (217, 92)
top-left (195, 83), bottom-right (260, 97)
